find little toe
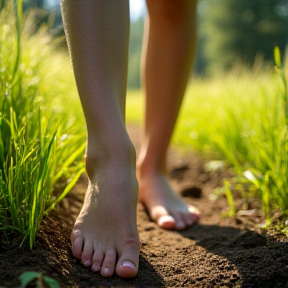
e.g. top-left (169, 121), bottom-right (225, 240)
top-left (116, 241), bottom-right (140, 278)
top-left (71, 231), bottom-right (83, 259)
top-left (81, 239), bottom-right (94, 267)
top-left (188, 206), bottom-right (200, 222)
top-left (101, 250), bottom-right (117, 277)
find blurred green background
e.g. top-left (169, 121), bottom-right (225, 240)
top-left (20, 0), bottom-right (288, 88)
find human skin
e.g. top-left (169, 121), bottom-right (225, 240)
top-left (137, 0), bottom-right (199, 230)
top-left (61, 0), bottom-right (140, 278)
top-left (60, 0), bottom-right (199, 279)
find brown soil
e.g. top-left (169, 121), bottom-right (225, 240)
top-left (1, 125), bottom-right (288, 288)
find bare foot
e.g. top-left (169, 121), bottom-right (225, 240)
top-left (71, 146), bottom-right (140, 278)
top-left (138, 172), bottom-right (199, 230)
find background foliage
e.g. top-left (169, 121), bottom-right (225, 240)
top-left (201, 0), bottom-right (288, 73)
top-left (20, 0), bottom-right (288, 86)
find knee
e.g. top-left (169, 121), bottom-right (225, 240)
top-left (146, 0), bottom-right (198, 23)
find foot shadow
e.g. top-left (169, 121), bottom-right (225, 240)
top-left (178, 224), bottom-right (288, 288)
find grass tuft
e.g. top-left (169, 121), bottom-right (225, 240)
top-left (0, 1), bottom-right (85, 248)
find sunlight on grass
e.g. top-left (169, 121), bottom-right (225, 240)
top-left (0, 2), bottom-right (85, 248)
top-left (126, 89), bottom-right (144, 123)
top-left (127, 65), bottom-right (288, 218)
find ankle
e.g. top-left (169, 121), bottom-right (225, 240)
top-left (85, 135), bottom-right (136, 182)
top-left (136, 157), bottom-right (166, 180)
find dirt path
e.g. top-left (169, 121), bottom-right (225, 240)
top-left (1, 125), bottom-right (288, 288)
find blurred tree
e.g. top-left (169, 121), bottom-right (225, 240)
top-left (202, 0), bottom-right (288, 73)
top-left (21, 0), bottom-right (64, 42)
top-left (0, 0), bottom-right (9, 11)
top-left (195, 4), bottom-right (207, 75)
top-left (23, 0), bottom-right (45, 10)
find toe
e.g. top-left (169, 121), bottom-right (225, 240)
top-left (175, 219), bottom-right (186, 230)
top-left (170, 211), bottom-right (187, 230)
top-left (71, 230), bottom-right (83, 259)
top-left (116, 240), bottom-right (140, 278)
top-left (183, 211), bottom-right (195, 226)
top-left (81, 239), bottom-right (94, 267)
top-left (92, 249), bottom-right (104, 272)
top-left (174, 207), bottom-right (200, 229)
top-left (101, 250), bottom-right (117, 277)
top-left (157, 215), bottom-right (176, 229)
top-left (188, 205), bottom-right (200, 221)
top-left (152, 206), bottom-right (176, 229)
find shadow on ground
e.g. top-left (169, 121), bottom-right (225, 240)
top-left (178, 224), bottom-right (288, 288)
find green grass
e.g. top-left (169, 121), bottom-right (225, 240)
top-left (19, 271), bottom-right (60, 288)
top-left (0, 1), bottom-right (85, 248)
top-left (126, 64), bottom-right (288, 219)
top-left (126, 89), bottom-right (144, 123)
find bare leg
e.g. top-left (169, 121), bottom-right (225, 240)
top-left (137, 0), bottom-right (199, 230)
top-left (61, 0), bottom-right (139, 278)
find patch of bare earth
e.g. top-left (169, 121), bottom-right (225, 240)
top-left (1, 125), bottom-right (288, 288)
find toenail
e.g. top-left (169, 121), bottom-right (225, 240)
top-left (122, 261), bottom-right (136, 270)
top-left (84, 260), bottom-right (90, 267)
top-left (92, 264), bottom-right (100, 272)
top-left (103, 268), bottom-right (110, 275)
top-left (176, 221), bottom-right (185, 229)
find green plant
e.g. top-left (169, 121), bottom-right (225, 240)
top-left (223, 180), bottom-right (236, 217)
top-left (19, 271), bottom-right (60, 288)
top-left (0, 1), bottom-right (85, 248)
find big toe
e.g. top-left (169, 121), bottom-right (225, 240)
top-left (157, 215), bottom-right (177, 230)
top-left (151, 206), bottom-right (177, 230)
top-left (116, 241), bottom-right (140, 278)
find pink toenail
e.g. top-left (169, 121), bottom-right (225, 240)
top-left (84, 260), bottom-right (90, 267)
top-left (176, 221), bottom-right (185, 229)
top-left (122, 261), bottom-right (136, 270)
top-left (193, 214), bottom-right (199, 221)
top-left (92, 264), bottom-right (100, 272)
top-left (103, 268), bottom-right (110, 275)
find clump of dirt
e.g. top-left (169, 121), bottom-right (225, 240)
top-left (1, 125), bottom-right (288, 288)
